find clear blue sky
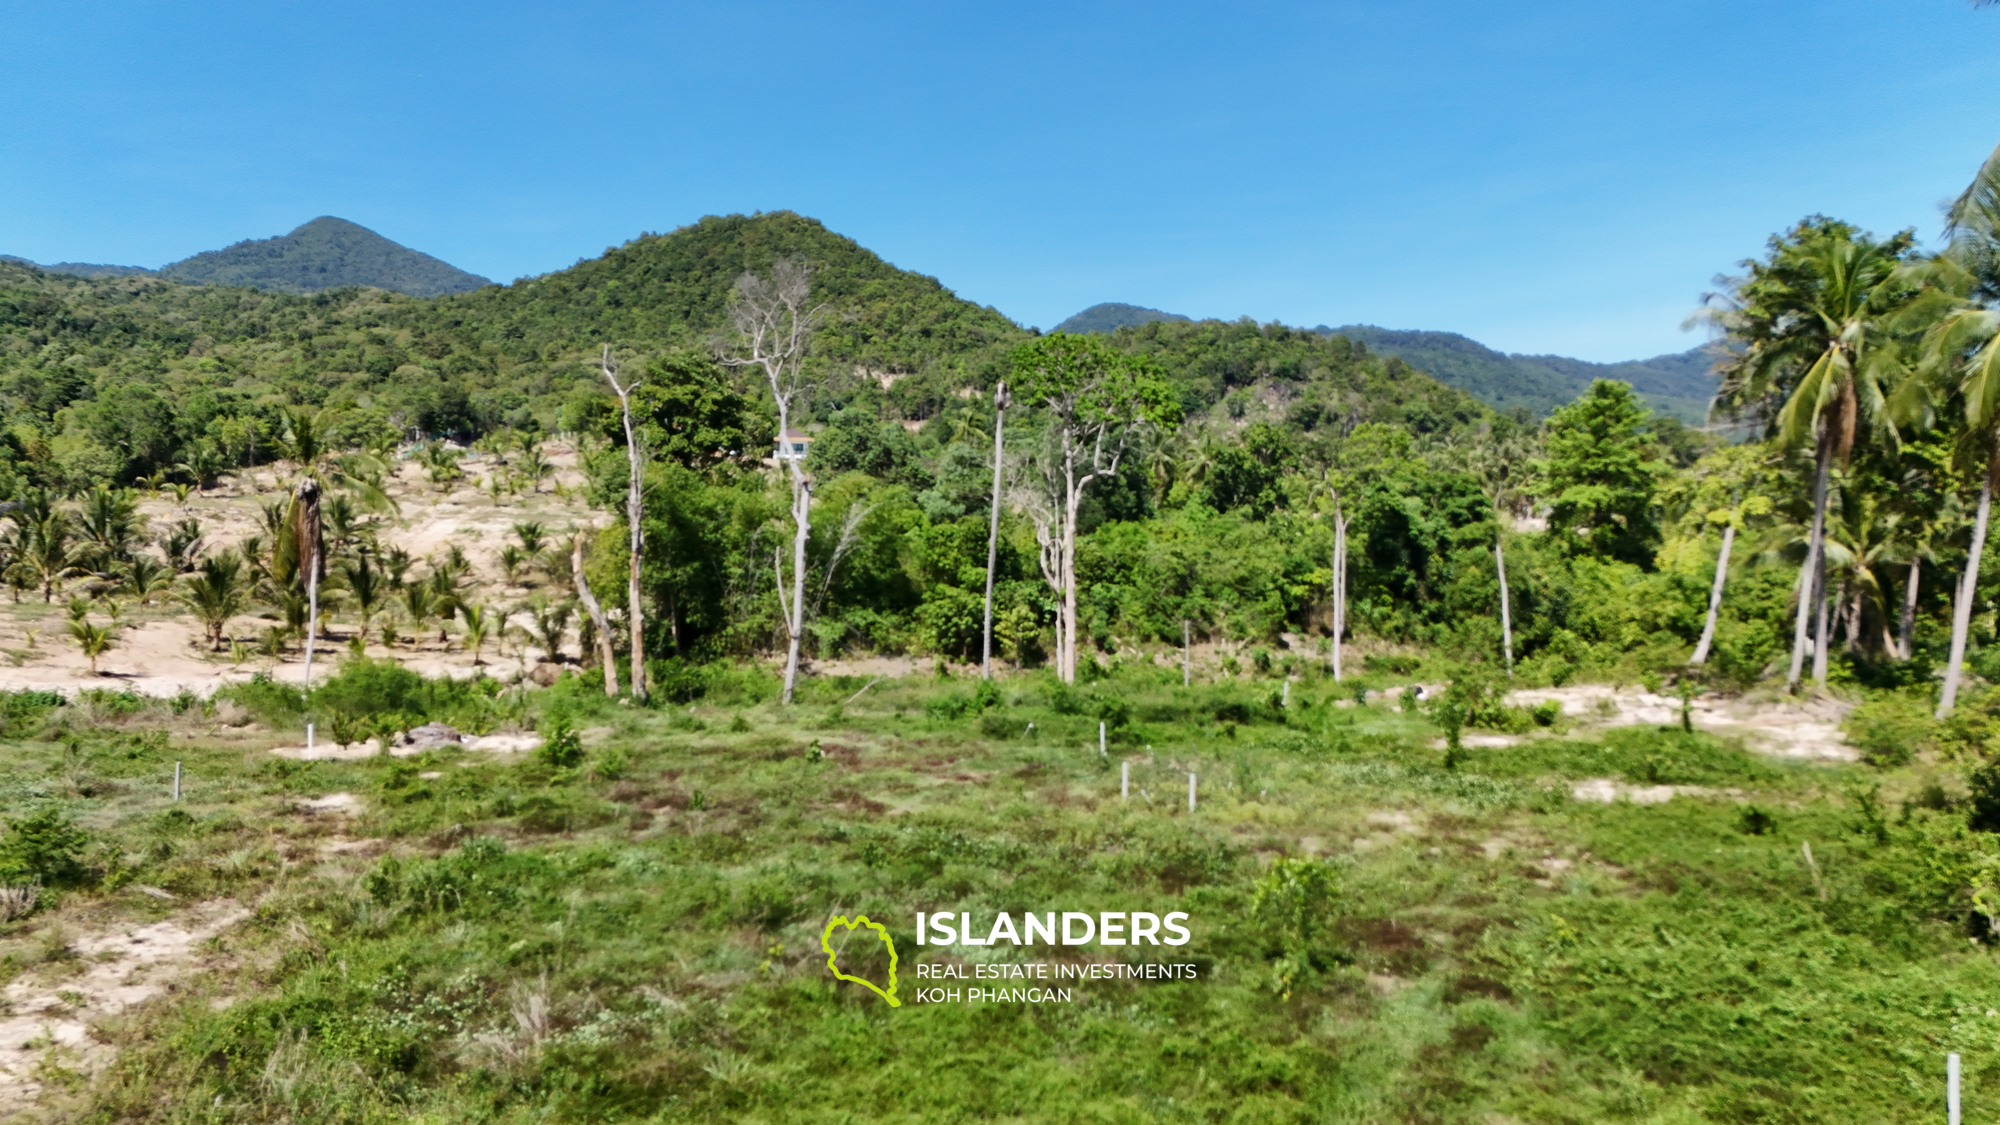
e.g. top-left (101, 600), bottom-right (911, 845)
top-left (5, 0), bottom-right (1996, 361)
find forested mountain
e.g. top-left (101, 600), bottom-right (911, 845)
top-left (1328, 324), bottom-right (1720, 423)
top-left (1053, 301), bottom-right (1191, 333)
top-left (0, 211), bottom-right (1494, 492)
top-left (0, 256), bottom-right (153, 279)
top-left (155, 216), bottom-right (491, 296)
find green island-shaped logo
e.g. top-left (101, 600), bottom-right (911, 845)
top-left (820, 914), bottom-right (901, 1007)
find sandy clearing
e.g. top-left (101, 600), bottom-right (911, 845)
top-left (0, 900), bottom-right (248, 1109)
top-left (1506, 684), bottom-right (1856, 761)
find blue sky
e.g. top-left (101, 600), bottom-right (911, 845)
top-left (5, 0), bottom-right (1996, 361)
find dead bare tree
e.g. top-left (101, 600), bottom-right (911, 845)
top-left (720, 258), bottom-right (827, 705)
top-left (982, 381), bottom-right (1010, 680)
top-left (571, 526), bottom-right (619, 697)
top-left (601, 346), bottom-right (646, 702)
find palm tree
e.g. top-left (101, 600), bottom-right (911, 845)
top-left (77, 485), bottom-right (141, 573)
top-left (17, 512), bottom-right (81, 603)
top-left (401, 583), bottom-right (437, 644)
top-left (339, 554), bottom-right (386, 645)
top-left (273, 408), bottom-right (394, 687)
top-left (123, 554), bottom-right (173, 606)
top-left (1927, 141), bottom-right (2000, 715)
top-left (178, 553), bottom-right (247, 651)
top-left (524, 595), bottom-right (573, 662)
top-left (459, 604), bottom-right (495, 666)
top-left (1709, 217), bottom-right (1918, 689)
top-left (67, 619), bottom-right (114, 674)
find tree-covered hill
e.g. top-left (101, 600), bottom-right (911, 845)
top-left (0, 256), bottom-right (154, 279)
top-left (424, 211), bottom-right (1026, 375)
top-left (155, 216), bottom-right (491, 297)
top-left (1053, 301), bottom-right (1192, 333)
top-left (1328, 324), bottom-right (1720, 423)
top-left (0, 212), bottom-right (1502, 488)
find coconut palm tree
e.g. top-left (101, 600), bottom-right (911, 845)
top-left (1926, 141), bottom-right (2000, 715)
top-left (339, 554), bottom-right (386, 646)
top-left (16, 511), bottom-right (81, 603)
top-left (67, 619), bottom-right (114, 675)
top-left (459, 604), bottom-right (496, 666)
top-left (179, 553), bottom-right (248, 651)
top-left (1709, 217), bottom-right (1919, 690)
top-left (122, 554), bottom-right (173, 607)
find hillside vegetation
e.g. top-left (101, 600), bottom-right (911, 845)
top-left (0, 156), bottom-right (1995, 1123)
top-left (1329, 325), bottom-right (1720, 424)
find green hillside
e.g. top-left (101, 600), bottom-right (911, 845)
top-left (0, 256), bottom-right (153, 279)
top-left (1327, 325), bottom-right (1720, 423)
top-left (0, 212), bottom-right (1495, 487)
top-left (1054, 301), bottom-right (1192, 333)
top-left (157, 216), bottom-right (491, 297)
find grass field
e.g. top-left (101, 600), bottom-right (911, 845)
top-left (0, 662), bottom-right (1992, 1124)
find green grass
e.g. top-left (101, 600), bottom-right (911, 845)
top-left (0, 670), bottom-right (1993, 1123)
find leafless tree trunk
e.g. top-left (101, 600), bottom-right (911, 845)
top-left (1941, 459), bottom-right (1996, 717)
top-left (1182, 618), bottom-right (1191, 687)
top-left (1811, 556), bottom-right (1833, 687)
top-left (1900, 559), bottom-right (1920, 661)
top-left (1495, 531), bottom-right (1514, 677)
top-left (720, 259), bottom-right (826, 705)
top-left (982, 382), bottom-right (1009, 680)
top-left (1789, 433), bottom-right (1832, 690)
top-left (572, 527), bottom-right (618, 697)
top-left (295, 478), bottom-right (322, 688)
top-left (1690, 523), bottom-right (1735, 666)
top-left (602, 346), bottom-right (646, 701)
top-left (1330, 497), bottom-right (1349, 682)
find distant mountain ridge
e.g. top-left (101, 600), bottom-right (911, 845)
top-left (3, 216), bottom-right (490, 297)
top-left (1323, 325), bottom-right (1718, 424)
top-left (1051, 301), bottom-right (1718, 423)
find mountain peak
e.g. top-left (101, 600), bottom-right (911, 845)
top-left (1054, 302), bottom-right (1192, 334)
top-left (157, 217), bottom-right (491, 297)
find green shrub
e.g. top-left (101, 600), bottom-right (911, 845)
top-left (0, 806), bottom-right (91, 886)
top-left (646, 658), bottom-right (712, 704)
top-left (216, 672), bottom-right (305, 725)
top-left (924, 693), bottom-right (971, 720)
top-left (1531, 699), bottom-right (1563, 727)
top-left (538, 713), bottom-right (585, 768)
top-left (313, 657), bottom-right (426, 723)
top-left (1365, 654), bottom-right (1420, 675)
top-left (1845, 695), bottom-right (1937, 767)
top-left (978, 713), bottom-right (1015, 740)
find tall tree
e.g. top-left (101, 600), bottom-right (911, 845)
top-left (600, 346), bottom-right (648, 702)
top-left (572, 527), bottom-right (620, 697)
top-left (982, 381), bottom-right (1009, 680)
top-left (1928, 142), bottom-right (2000, 715)
top-left (720, 258), bottom-right (827, 705)
top-left (1458, 431), bottom-right (1537, 675)
top-left (1709, 218), bottom-right (1916, 690)
top-left (1011, 333), bottom-right (1181, 684)
top-left (1539, 380), bottom-right (1664, 567)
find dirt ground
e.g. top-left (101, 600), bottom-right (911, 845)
top-left (0, 898), bottom-right (247, 1109)
top-left (0, 449), bottom-right (595, 699)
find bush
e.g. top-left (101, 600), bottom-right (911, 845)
top-left (1364, 654), bottom-right (1420, 675)
top-left (1845, 695), bottom-right (1937, 767)
top-left (313, 657), bottom-right (426, 723)
top-left (647, 658), bottom-right (712, 704)
top-left (538, 713), bottom-right (585, 768)
top-left (0, 806), bottom-right (91, 886)
top-left (216, 672), bottom-right (307, 726)
top-left (924, 693), bottom-right (971, 720)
